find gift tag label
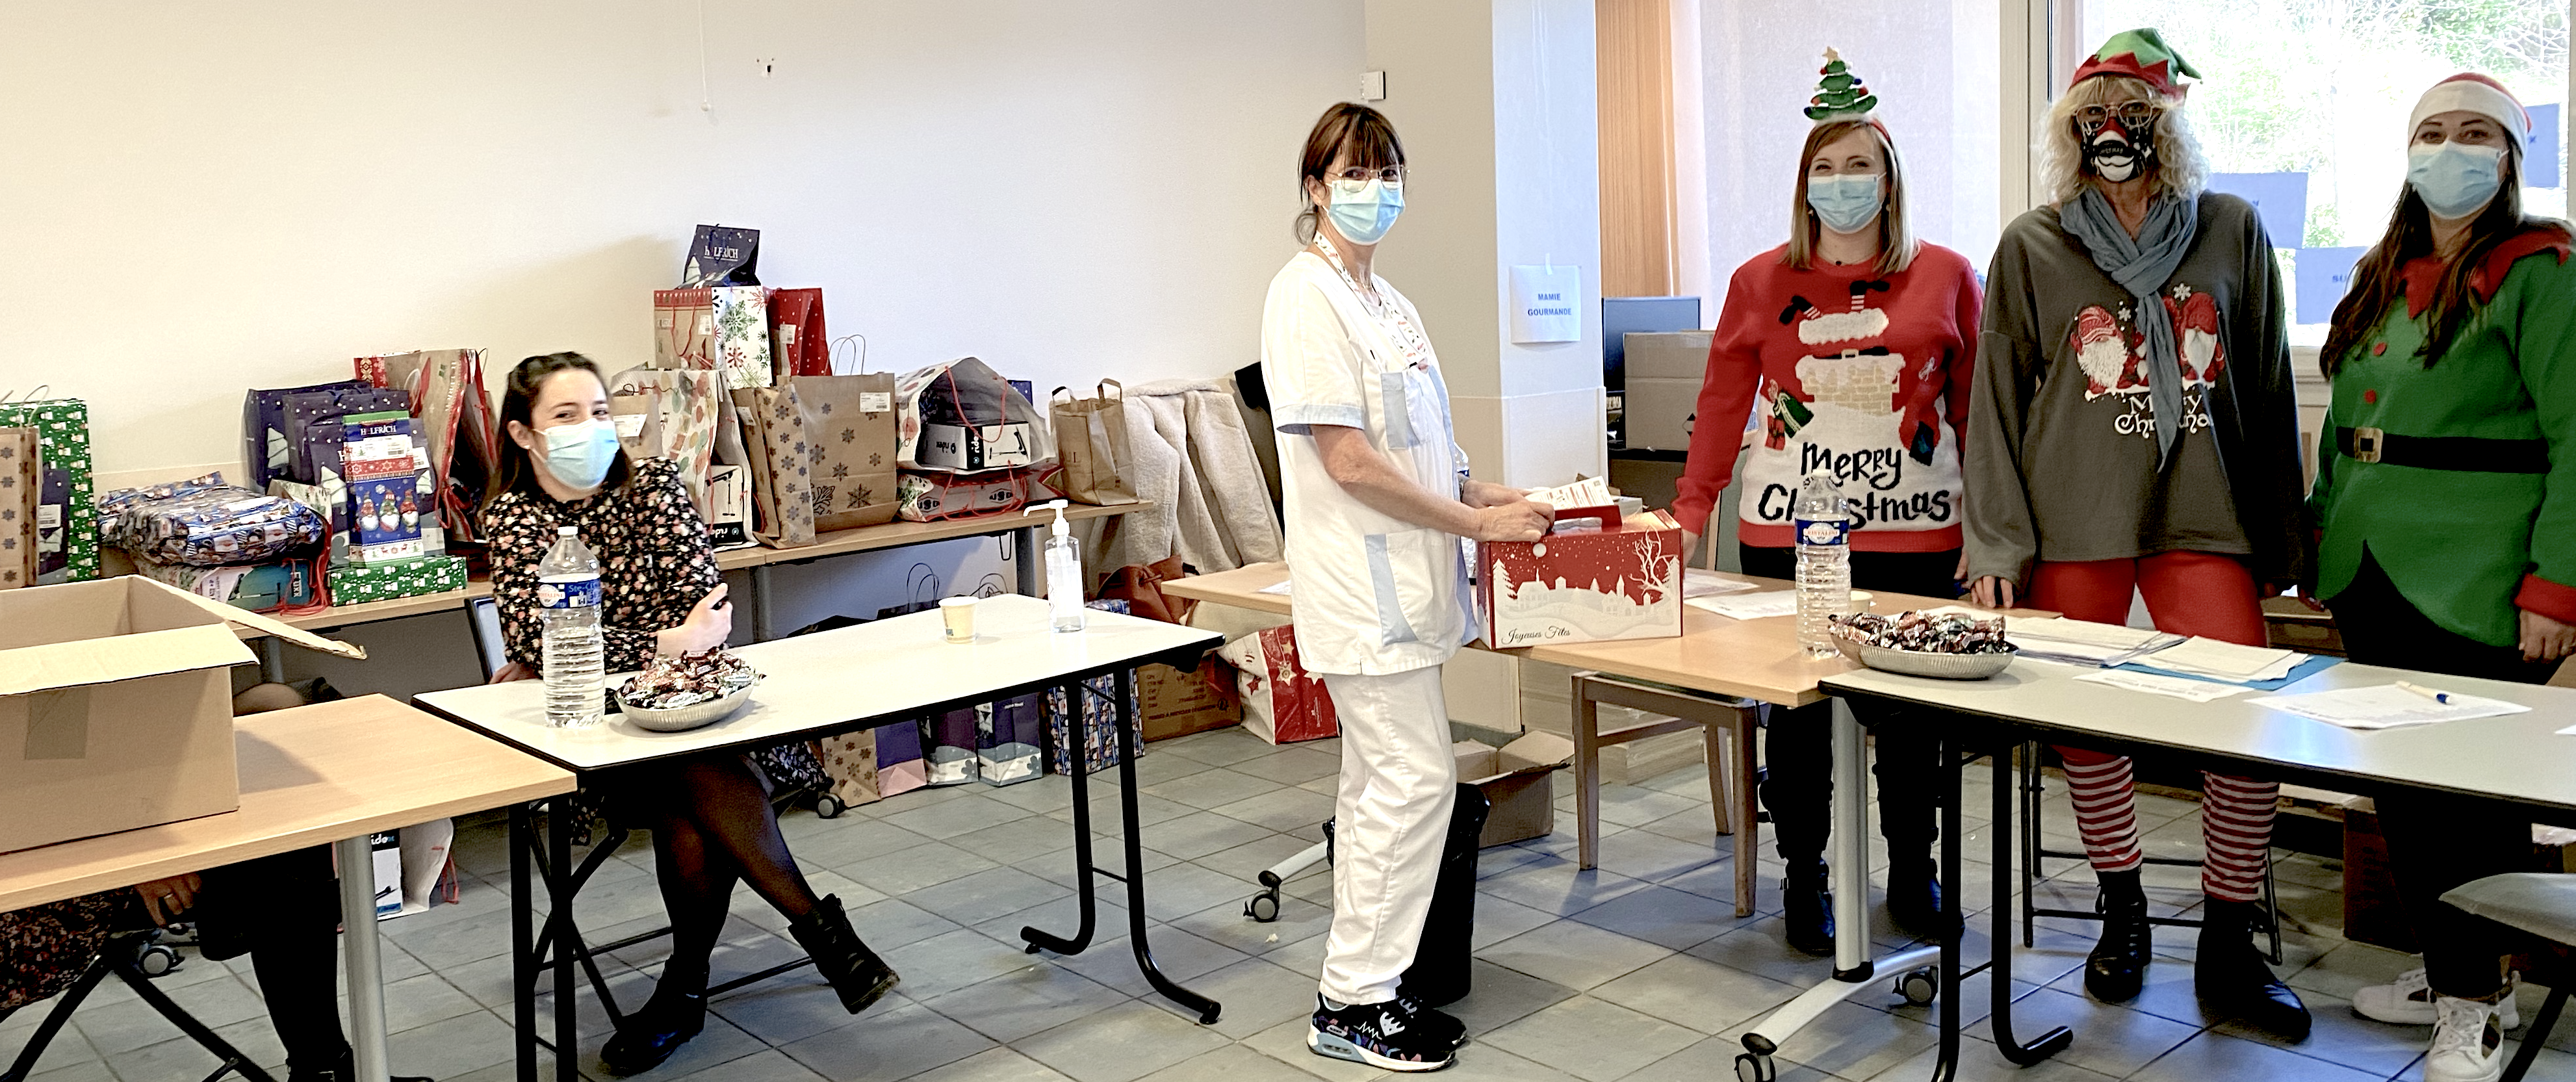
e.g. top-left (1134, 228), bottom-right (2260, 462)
top-left (613, 413), bottom-right (647, 437)
top-left (860, 392), bottom-right (892, 413)
top-left (695, 315), bottom-right (714, 337)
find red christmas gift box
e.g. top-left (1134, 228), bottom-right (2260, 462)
top-left (1475, 506), bottom-right (1684, 648)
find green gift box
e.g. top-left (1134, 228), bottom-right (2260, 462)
top-left (0, 398), bottom-right (97, 584)
top-left (326, 554), bottom-right (468, 605)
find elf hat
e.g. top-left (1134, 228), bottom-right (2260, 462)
top-left (1804, 48), bottom-right (1879, 122)
top-left (2068, 27), bottom-right (2199, 99)
top-left (2409, 73), bottom-right (2529, 153)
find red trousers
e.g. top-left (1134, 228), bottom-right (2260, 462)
top-left (2028, 552), bottom-right (2276, 902)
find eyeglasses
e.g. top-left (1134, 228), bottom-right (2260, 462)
top-left (2076, 101), bottom-right (2157, 128)
top-left (1332, 165), bottom-right (1407, 185)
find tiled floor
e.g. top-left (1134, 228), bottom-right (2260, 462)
top-left (9, 726), bottom-right (2573, 1082)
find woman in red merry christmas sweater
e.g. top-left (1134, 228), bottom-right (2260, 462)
top-left (1670, 50), bottom-right (1981, 955)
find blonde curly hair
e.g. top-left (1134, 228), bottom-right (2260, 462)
top-left (2037, 75), bottom-right (2209, 205)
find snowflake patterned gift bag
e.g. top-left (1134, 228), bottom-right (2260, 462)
top-left (731, 385), bottom-right (816, 548)
top-left (0, 428), bottom-right (33, 589)
top-left (652, 287), bottom-right (773, 391)
top-left (788, 374), bottom-right (900, 532)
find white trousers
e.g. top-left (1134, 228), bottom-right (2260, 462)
top-left (1317, 665), bottom-right (1458, 1005)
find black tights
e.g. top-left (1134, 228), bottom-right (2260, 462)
top-left (194, 849), bottom-right (348, 1074)
top-left (620, 755), bottom-right (820, 990)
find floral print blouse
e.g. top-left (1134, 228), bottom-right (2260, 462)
top-left (483, 456), bottom-right (719, 674)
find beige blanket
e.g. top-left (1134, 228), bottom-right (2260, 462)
top-left (1081, 379), bottom-right (1282, 583)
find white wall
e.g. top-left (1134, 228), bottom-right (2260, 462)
top-left (0, 1), bottom-right (1365, 485)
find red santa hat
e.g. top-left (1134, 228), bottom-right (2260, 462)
top-left (2410, 73), bottom-right (2529, 153)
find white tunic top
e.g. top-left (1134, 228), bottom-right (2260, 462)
top-left (1261, 249), bottom-right (1474, 676)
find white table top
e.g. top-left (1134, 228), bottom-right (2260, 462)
top-left (1824, 658), bottom-right (2576, 814)
top-left (413, 595), bottom-right (1220, 772)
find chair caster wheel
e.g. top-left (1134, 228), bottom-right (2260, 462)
top-left (815, 795), bottom-right (844, 819)
top-left (136, 944), bottom-right (181, 977)
top-left (1898, 966), bottom-right (1938, 1006)
top-left (1734, 1052), bottom-right (1775, 1082)
top-left (1243, 890), bottom-right (1280, 922)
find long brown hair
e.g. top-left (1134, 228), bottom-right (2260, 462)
top-left (1783, 119), bottom-right (1918, 275)
top-left (1293, 103), bottom-right (1406, 244)
top-left (2322, 142), bottom-right (2546, 374)
top-left (489, 352), bottom-right (634, 500)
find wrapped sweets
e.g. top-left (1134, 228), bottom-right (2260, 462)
top-left (619, 649), bottom-right (760, 710)
top-left (1829, 610), bottom-right (2009, 654)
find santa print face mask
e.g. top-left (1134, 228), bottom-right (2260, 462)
top-left (2078, 112), bottom-right (2157, 183)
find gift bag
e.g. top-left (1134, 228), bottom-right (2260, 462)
top-left (978, 693), bottom-right (1046, 786)
top-left (654, 287), bottom-right (773, 391)
top-left (612, 368), bottom-right (723, 516)
top-left (354, 350), bottom-right (502, 555)
top-left (608, 379), bottom-right (666, 460)
top-left (875, 717), bottom-right (929, 798)
top-left (921, 708), bottom-right (980, 787)
top-left (767, 288), bottom-right (830, 381)
top-left (793, 374), bottom-right (900, 531)
top-left (1046, 673), bottom-right (1141, 776)
top-left (876, 563), bottom-right (944, 619)
top-left (809, 728), bottom-right (882, 810)
top-left (0, 394), bottom-right (97, 584)
top-left (1219, 625), bottom-right (1339, 744)
top-left (894, 468), bottom-right (1037, 522)
top-left (244, 380), bottom-right (370, 490)
top-left (0, 427), bottom-right (33, 589)
top-left (732, 385), bottom-right (816, 548)
top-left (682, 224), bottom-right (761, 287)
top-left (1050, 380), bottom-right (1139, 506)
top-left (895, 357), bottom-right (1052, 471)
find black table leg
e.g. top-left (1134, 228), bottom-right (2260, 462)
top-left (1935, 732), bottom-right (1963, 1081)
top-left (1024, 680), bottom-right (1100, 957)
top-left (1989, 741), bottom-right (2074, 1065)
top-left (511, 804), bottom-right (537, 1082)
top-left (549, 801), bottom-right (578, 1082)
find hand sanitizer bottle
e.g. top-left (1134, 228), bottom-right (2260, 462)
top-left (1022, 500), bottom-right (1085, 632)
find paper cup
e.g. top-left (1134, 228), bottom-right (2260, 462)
top-left (939, 596), bottom-right (977, 643)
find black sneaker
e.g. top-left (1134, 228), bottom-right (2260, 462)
top-left (1310, 994), bottom-right (1458, 1072)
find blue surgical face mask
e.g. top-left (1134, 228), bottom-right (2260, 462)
top-left (1806, 172), bottom-right (1885, 235)
top-left (1326, 177), bottom-right (1404, 244)
top-left (541, 419), bottom-right (622, 489)
top-left (2408, 141), bottom-right (2506, 220)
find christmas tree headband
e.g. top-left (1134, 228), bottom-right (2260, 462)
top-left (2069, 27), bottom-right (2198, 99)
top-left (1804, 49), bottom-right (1879, 123)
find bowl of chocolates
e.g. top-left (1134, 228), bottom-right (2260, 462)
top-left (617, 650), bottom-right (762, 732)
top-left (1827, 610), bottom-right (2016, 680)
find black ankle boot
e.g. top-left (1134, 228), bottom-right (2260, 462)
top-left (2195, 898), bottom-right (2310, 1040)
top-left (1780, 860), bottom-right (1835, 957)
top-left (789, 894), bottom-right (901, 1015)
top-left (600, 972), bottom-right (708, 1076)
top-left (1885, 854), bottom-right (1952, 941)
top-left (2083, 869), bottom-right (2152, 1003)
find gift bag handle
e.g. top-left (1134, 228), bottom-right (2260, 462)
top-left (830, 334), bottom-right (870, 376)
top-left (907, 561), bottom-right (942, 605)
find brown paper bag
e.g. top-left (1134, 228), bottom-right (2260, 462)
top-left (0, 428), bottom-right (34, 589)
top-left (792, 374), bottom-right (901, 532)
top-left (1050, 380), bottom-right (1138, 506)
top-left (608, 381), bottom-right (666, 460)
top-left (734, 385), bottom-right (816, 548)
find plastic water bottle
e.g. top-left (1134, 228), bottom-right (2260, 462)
top-left (538, 525), bottom-right (605, 727)
top-left (1794, 470), bottom-right (1852, 659)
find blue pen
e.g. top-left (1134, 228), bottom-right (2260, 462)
top-left (2395, 681), bottom-right (2454, 705)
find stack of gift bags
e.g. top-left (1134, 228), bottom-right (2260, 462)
top-left (0, 389), bottom-right (98, 589)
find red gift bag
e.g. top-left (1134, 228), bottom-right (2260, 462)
top-left (766, 288), bottom-right (831, 380)
top-left (1218, 626), bottom-right (1337, 744)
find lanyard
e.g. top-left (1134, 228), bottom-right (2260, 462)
top-left (1313, 233), bottom-right (1433, 370)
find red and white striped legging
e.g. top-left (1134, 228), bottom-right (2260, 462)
top-left (2031, 553), bottom-right (2277, 903)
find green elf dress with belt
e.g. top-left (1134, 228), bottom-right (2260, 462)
top-left (2310, 224), bottom-right (2576, 645)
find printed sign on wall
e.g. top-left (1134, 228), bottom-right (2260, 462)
top-left (1508, 264), bottom-right (1583, 344)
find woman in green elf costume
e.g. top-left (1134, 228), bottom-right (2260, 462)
top-left (2313, 73), bottom-right (2576, 1082)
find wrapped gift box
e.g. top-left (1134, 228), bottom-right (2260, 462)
top-left (1475, 507), bottom-right (1684, 647)
top-left (0, 398), bottom-right (96, 584)
top-left (327, 554), bottom-right (468, 605)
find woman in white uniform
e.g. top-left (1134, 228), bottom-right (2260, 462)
top-left (1262, 103), bottom-right (1552, 1073)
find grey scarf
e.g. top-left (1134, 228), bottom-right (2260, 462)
top-left (2060, 187), bottom-right (2200, 464)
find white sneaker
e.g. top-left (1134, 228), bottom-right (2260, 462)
top-left (2423, 996), bottom-right (2508, 1082)
top-left (2352, 968), bottom-right (2520, 1029)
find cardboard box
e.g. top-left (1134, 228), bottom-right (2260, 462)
top-left (0, 576), bottom-right (363, 853)
top-left (1476, 508), bottom-right (1685, 648)
top-left (918, 422), bottom-right (1037, 472)
top-left (1452, 732), bottom-right (1576, 848)
top-left (1140, 656), bottom-right (1242, 741)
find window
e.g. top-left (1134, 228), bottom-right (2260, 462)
top-left (2072, 0), bottom-right (2571, 344)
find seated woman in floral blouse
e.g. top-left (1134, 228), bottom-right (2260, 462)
top-left (482, 353), bottom-right (897, 1074)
